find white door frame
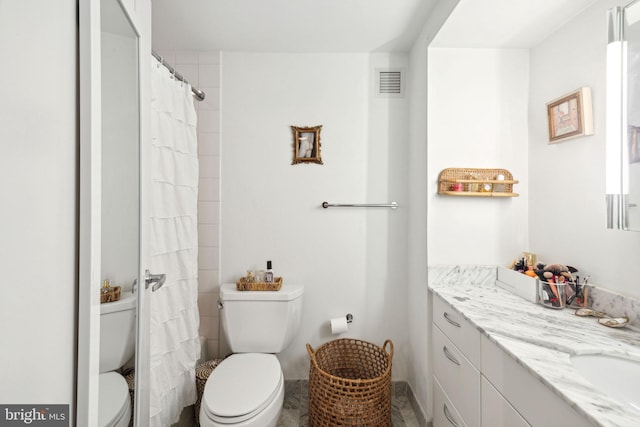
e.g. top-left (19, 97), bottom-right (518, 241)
top-left (78, 0), bottom-right (103, 424)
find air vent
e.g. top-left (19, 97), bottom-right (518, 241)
top-left (376, 68), bottom-right (404, 98)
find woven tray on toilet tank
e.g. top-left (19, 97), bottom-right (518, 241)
top-left (306, 338), bottom-right (393, 427)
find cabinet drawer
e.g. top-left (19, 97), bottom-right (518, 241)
top-left (433, 325), bottom-right (480, 427)
top-left (433, 294), bottom-right (481, 367)
top-left (482, 377), bottom-right (530, 427)
top-left (433, 377), bottom-right (468, 427)
top-left (481, 335), bottom-right (588, 427)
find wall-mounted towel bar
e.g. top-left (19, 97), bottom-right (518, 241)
top-left (321, 201), bottom-right (398, 209)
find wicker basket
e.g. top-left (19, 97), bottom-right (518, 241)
top-left (306, 338), bottom-right (394, 427)
top-left (194, 358), bottom-right (224, 426)
top-left (122, 369), bottom-right (135, 427)
top-left (100, 285), bottom-right (121, 303)
top-left (236, 276), bottom-right (282, 291)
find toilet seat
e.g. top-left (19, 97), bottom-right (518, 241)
top-left (98, 372), bottom-right (131, 427)
top-left (201, 353), bottom-right (282, 424)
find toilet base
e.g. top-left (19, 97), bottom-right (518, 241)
top-left (199, 373), bottom-right (284, 427)
top-left (98, 372), bottom-right (131, 427)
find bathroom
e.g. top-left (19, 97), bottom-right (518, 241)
top-left (2, 0), bottom-right (640, 426)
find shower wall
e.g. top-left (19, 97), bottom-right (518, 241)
top-left (154, 50), bottom-right (222, 359)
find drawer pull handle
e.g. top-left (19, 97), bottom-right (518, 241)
top-left (443, 346), bottom-right (461, 366)
top-left (443, 403), bottom-right (460, 427)
top-left (443, 312), bottom-right (461, 327)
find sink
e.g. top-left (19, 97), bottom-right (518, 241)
top-left (570, 353), bottom-right (640, 411)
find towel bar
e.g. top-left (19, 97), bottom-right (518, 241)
top-left (321, 202), bottom-right (397, 209)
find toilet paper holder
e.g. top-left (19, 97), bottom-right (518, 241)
top-left (330, 313), bottom-right (354, 335)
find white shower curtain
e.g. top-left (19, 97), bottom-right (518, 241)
top-left (149, 58), bottom-right (201, 427)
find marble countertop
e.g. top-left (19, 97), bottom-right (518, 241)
top-left (428, 265), bottom-right (640, 427)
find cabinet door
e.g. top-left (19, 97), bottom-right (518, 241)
top-left (481, 335), bottom-right (587, 427)
top-left (482, 377), bottom-right (530, 427)
top-left (433, 325), bottom-right (481, 427)
top-left (434, 377), bottom-right (468, 427)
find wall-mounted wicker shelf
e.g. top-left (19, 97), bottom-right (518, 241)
top-left (438, 168), bottom-right (519, 197)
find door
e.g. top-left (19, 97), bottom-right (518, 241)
top-left (78, 0), bottom-right (153, 425)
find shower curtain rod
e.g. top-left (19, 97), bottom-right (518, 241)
top-left (151, 50), bottom-right (206, 101)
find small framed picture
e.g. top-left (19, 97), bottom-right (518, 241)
top-left (291, 125), bottom-right (323, 165)
top-left (546, 87), bottom-right (594, 143)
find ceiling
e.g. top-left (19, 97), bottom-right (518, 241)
top-left (432, 0), bottom-right (599, 48)
top-left (151, 0), bottom-right (600, 53)
top-left (151, 0), bottom-right (437, 53)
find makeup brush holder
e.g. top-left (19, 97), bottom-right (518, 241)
top-left (538, 281), bottom-right (567, 309)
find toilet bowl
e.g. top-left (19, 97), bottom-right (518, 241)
top-left (100, 292), bottom-right (136, 427)
top-left (199, 283), bottom-right (303, 427)
top-left (98, 372), bottom-right (131, 427)
top-left (199, 354), bottom-right (284, 427)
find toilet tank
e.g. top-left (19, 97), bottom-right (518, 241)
top-left (219, 283), bottom-right (304, 353)
top-left (99, 292), bottom-right (136, 373)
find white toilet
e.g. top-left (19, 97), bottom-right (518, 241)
top-left (199, 283), bottom-right (304, 427)
top-left (99, 292), bottom-right (136, 427)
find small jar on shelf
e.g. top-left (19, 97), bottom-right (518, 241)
top-left (466, 173), bottom-right (480, 192)
top-left (451, 182), bottom-right (464, 191)
top-left (479, 183), bottom-right (492, 192)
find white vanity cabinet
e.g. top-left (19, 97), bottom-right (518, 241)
top-left (433, 293), bottom-right (526, 427)
top-left (432, 294), bottom-right (481, 427)
top-left (432, 293), bottom-right (591, 427)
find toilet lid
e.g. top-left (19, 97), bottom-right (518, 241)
top-left (202, 353), bottom-right (282, 421)
top-left (98, 372), bottom-right (130, 427)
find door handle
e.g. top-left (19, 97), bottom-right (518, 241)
top-left (145, 269), bottom-right (166, 292)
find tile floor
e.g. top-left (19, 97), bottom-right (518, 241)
top-left (277, 381), bottom-right (422, 427)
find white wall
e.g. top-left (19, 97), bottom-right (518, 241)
top-left (529, 0), bottom-right (640, 300)
top-left (220, 52), bottom-right (410, 380)
top-left (406, 0), bottom-right (461, 419)
top-left (0, 0), bottom-right (77, 412)
top-left (427, 48), bottom-right (530, 264)
top-left (426, 0), bottom-right (640, 302)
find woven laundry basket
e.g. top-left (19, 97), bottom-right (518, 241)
top-left (122, 369), bottom-right (135, 427)
top-left (307, 338), bottom-right (394, 427)
top-left (194, 358), bottom-right (224, 426)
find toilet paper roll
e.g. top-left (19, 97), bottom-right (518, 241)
top-left (330, 317), bottom-right (349, 334)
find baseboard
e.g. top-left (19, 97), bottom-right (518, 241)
top-left (406, 382), bottom-right (429, 427)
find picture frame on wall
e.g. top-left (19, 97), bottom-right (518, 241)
top-left (546, 87), bottom-right (594, 143)
top-left (291, 125), bottom-right (323, 164)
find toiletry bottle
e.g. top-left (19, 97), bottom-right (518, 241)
top-left (265, 260), bottom-right (274, 283)
top-left (524, 266), bottom-right (537, 277)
